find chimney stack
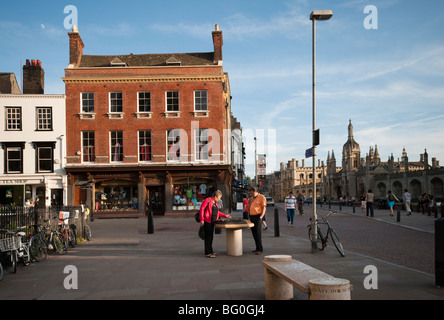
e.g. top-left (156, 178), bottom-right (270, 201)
top-left (212, 24), bottom-right (223, 64)
top-left (68, 25), bottom-right (84, 66)
top-left (23, 59), bottom-right (44, 94)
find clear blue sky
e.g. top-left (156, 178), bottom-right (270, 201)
top-left (1, 0), bottom-right (443, 178)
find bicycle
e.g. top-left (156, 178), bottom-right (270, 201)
top-left (59, 217), bottom-right (76, 249)
top-left (0, 232), bottom-right (16, 274)
top-left (0, 227), bottom-right (31, 273)
top-left (29, 223), bottom-right (48, 262)
top-left (307, 211), bottom-right (345, 257)
top-left (43, 218), bottom-right (67, 255)
top-left (83, 207), bottom-right (92, 241)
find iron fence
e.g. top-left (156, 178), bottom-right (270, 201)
top-left (0, 206), bottom-right (90, 239)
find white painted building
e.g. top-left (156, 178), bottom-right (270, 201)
top-left (0, 62), bottom-right (67, 208)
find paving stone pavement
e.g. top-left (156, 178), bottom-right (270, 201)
top-left (0, 206), bottom-right (443, 301)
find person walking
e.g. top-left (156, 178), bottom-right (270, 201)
top-left (199, 190), bottom-right (231, 258)
top-left (297, 193), bottom-right (304, 215)
top-left (360, 192), bottom-right (366, 213)
top-left (284, 191), bottom-right (296, 227)
top-left (386, 191), bottom-right (399, 217)
top-left (403, 189), bottom-right (412, 216)
top-left (242, 194), bottom-right (249, 220)
top-left (248, 187), bottom-right (267, 255)
top-left (366, 189), bottom-right (374, 217)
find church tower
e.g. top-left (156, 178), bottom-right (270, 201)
top-left (342, 120), bottom-right (361, 172)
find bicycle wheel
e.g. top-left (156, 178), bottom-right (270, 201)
top-left (84, 224), bottom-right (92, 241)
top-left (62, 229), bottom-right (69, 251)
top-left (68, 228), bottom-right (77, 248)
top-left (53, 232), bottom-right (67, 255)
top-left (308, 226), bottom-right (325, 251)
top-left (30, 236), bottom-right (47, 262)
top-left (22, 244), bottom-right (31, 266)
top-left (10, 250), bottom-right (17, 273)
top-left (329, 228), bottom-right (345, 257)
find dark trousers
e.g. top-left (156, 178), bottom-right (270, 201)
top-left (250, 215), bottom-right (263, 252)
top-left (204, 222), bottom-right (215, 255)
top-left (366, 202), bottom-right (374, 217)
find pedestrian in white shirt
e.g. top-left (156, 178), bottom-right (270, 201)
top-left (403, 189), bottom-right (412, 216)
top-left (285, 191), bottom-right (297, 227)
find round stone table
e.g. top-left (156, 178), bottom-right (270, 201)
top-left (215, 219), bottom-right (254, 256)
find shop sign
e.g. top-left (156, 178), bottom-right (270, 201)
top-left (1, 180), bottom-right (27, 184)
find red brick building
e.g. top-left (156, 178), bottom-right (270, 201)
top-left (63, 25), bottom-right (234, 217)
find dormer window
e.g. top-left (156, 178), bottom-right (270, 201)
top-left (166, 56), bottom-right (181, 66)
top-left (110, 57), bottom-right (128, 67)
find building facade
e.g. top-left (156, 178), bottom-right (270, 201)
top-left (63, 25), bottom-right (235, 217)
top-left (324, 120), bottom-right (444, 201)
top-left (0, 60), bottom-right (67, 208)
top-left (268, 158), bottom-right (326, 202)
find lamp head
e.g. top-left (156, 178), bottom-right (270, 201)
top-left (310, 10), bottom-right (333, 21)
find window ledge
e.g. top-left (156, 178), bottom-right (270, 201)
top-left (107, 112), bottom-right (124, 119)
top-left (193, 111), bottom-right (210, 117)
top-left (135, 112), bottom-right (152, 119)
top-left (78, 113), bottom-right (96, 120)
top-left (163, 111), bottom-right (180, 118)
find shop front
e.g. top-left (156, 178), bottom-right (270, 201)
top-left (66, 165), bottom-right (233, 218)
top-left (0, 177), bottom-right (66, 208)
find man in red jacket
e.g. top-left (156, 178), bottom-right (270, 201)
top-left (199, 190), bottom-right (231, 258)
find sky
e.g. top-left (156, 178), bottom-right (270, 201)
top-left (1, 0), bottom-right (443, 178)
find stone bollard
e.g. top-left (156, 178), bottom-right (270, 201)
top-left (264, 255), bottom-right (293, 300)
top-left (309, 278), bottom-right (351, 300)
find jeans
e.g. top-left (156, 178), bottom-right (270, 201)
top-left (286, 209), bottom-right (295, 224)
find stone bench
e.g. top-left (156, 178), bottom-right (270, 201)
top-left (262, 255), bottom-right (351, 300)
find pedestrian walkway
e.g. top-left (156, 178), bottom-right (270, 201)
top-left (0, 208), bottom-right (442, 301)
top-left (319, 202), bottom-right (438, 233)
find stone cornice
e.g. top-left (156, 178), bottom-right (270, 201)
top-left (0, 94), bottom-right (65, 99)
top-left (62, 75), bottom-right (225, 84)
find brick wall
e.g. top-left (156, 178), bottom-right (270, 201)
top-left (65, 68), bottom-right (228, 164)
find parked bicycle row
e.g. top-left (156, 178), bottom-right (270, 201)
top-left (0, 208), bottom-right (92, 281)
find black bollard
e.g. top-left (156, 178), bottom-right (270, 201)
top-left (435, 218), bottom-right (444, 287)
top-left (397, 211), bottom-right (401, 222)
top-left (147, 206), bottom-right (154, 234)
top-left (353, 203), bottom-right (356, 213)
top-left (329, 201), bottom-right (331, 209)
top-left (274, 208), bottom-right (280, 237)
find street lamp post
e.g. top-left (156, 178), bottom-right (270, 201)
top-left (310, 10), bottom-right (332, 253)
top-left (254, 137), bottom-right (258, 187)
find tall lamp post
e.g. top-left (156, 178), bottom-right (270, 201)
top-left (254, 137), bottom-right (258, 187)
top-left (310, 10), bottom-right (333, 253)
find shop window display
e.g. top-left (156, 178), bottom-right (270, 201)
top-left (95, 180), bottom-right (138, 211)
top-left (172, 180), bottom-right (215, 211)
